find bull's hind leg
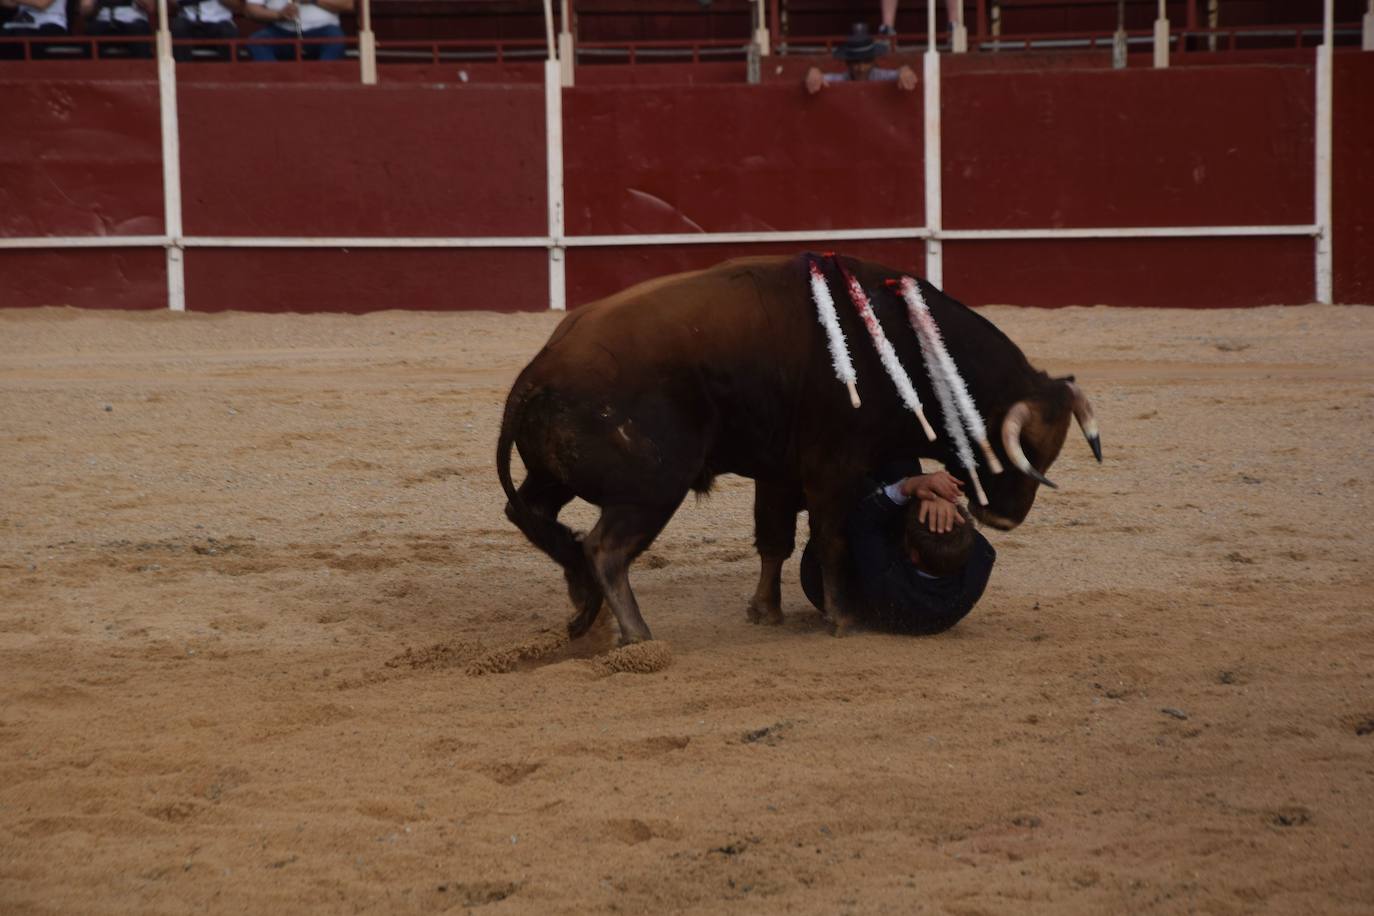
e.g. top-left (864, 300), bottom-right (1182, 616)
top-left (747, 479), bottom-right (802, 625)
top-left (582, 500), bottom-right (682, 645)
top-left (512, 469), bottom-right (605, 637)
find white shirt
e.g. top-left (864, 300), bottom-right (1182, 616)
top-left (177, 0), bottom-right (235, 25)
top-left (5, 0), bottom-right (68, 29)
top-left (254, 0), bottom-right (337, 32)
top-left (91, 0), bottom-right (150, 25)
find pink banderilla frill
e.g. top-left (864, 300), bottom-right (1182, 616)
top-left (898, 275), bottom-right (1002, 506)
top-left (834, 259), bottom-right (936, 441)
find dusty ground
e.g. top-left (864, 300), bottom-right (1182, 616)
top-left (0, 302), bottom-right (1371, 915)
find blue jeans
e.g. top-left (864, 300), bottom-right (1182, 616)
top-left (248, 23), bottom-right (344, 61)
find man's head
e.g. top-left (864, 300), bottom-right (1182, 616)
top-left (904, 502), bottom-right (975, 577)
top-left (834, 21), bottom-right (882, 80)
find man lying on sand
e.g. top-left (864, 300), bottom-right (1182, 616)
top-left (800, 461), bottom-right (995, 634)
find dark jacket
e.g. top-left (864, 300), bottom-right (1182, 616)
top-left (800, 474), bottom-right (996, 635)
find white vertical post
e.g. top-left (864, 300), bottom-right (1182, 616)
top-left (953, 1), bottom-right (968, 52)
top-left (155, 0), bottom-right (185, 311)
top-left (545, 58), bottom-right (566, 311)
top-left (927, 0), bottom-right (936, 51)
top-left (1315, 0), bottom-right (1334, 303)
top-left (1154, 0), bottom-right (1170, 68)
top-left (541, 0), bottom-right (554, 61)
top-left (1363, 0), bottom-right (1373, 50)
top-left (923, 47), bottom-right (943, 289)
top-left (558, 0), bottom-right (574, 87)
top-left (753, 0), bottom-right (769, 55)
top-left (358, 0), bottom-right (377, 85)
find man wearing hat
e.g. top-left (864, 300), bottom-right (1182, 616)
top-left (804, 22), bottom-right (917, 94)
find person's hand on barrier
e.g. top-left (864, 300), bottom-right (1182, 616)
top-left (918, 497), bottom-right (964, 534)
top-left (897, 65), bottom-right (918, 91)
top-left (804, 66), bottom-right (825, 95)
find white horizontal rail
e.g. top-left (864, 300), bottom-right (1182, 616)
top-left (0, 235), bottom-right (170, 249)
top-left (181, 235), bottom-right (551, 248)
top-left (0, 224), bottom-right (1319, 252)
top-left (940, 224), bottom-right (1320, 240)
top-left (562, 227), bottom-right (930, 247)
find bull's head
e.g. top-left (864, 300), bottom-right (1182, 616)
top-left (971, 378), bottom-right (1101, 531)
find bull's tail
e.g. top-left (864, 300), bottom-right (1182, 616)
top-left (496, 381), bottom-right (577, 571)
top-left (496, 380), bottom-right (605, 635)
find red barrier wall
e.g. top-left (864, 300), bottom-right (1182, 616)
top-left (0, 77), bottom-right (163, 237)
top-left (937, 61), bottom-right (1318, 307)
top-left (567, 239), bottom-right (926, 308)
top-left (179, 83), bottom-right (546, 237)
top-left (1333, 53), bottom-right (1374, 304)
top-left (185, 248), bottom-right (547, 312)
top-left (2, 54), bottom-right (1371, 312)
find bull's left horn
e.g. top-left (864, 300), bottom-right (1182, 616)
top-left (1001, 401), bottom-right (1058, 489)
top-left (1067, 382), bottom-right (1102, 463)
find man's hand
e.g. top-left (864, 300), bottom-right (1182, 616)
top-left (900, 471), bottom-right (963, 504)
top-left (918, 498), bottom-right (964, 534)
top-left (276, 1), bottom-right (299, 21)
top-left (896, 65), bottom-right (918, 91)
top-left (804, 66), bottom-right (825, 95)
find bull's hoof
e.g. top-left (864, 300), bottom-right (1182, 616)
top-left (828, 615), bottom-right (854, 638)
top-left (745, 599), bottom-right (784, 626)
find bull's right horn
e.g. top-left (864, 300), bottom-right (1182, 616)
top-left (1001, 401), bottom-right (1058, 489)
top-left (1066, 382), bottom-right (1103, 463)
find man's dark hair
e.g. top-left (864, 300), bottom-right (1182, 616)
top-left (904, 502), bottom-right (975, 577)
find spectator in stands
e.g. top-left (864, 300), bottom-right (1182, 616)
top-left (0, 0), bottom-right (69, 58)
top-left (169, 0), bottom-right (242, 61)
top-left (81, 0), bottom-right (153, 58)
top-left (878, 0), bottom-right (962, 41)
top-left (804, 22), bottom-right (917, 94)
top-left (244, 0), bottom-right (349, 61)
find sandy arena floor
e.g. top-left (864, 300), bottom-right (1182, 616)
top-left (0, 302), bottom-right (1371, 914)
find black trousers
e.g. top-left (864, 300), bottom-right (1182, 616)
top-left (169, 16), bottom-right (238, 61)
top-left (0, 24), bottom-right (69, 59)
top-left (87, 18), bottom-right (153, 58)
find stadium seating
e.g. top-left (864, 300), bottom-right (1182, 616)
top-left (0, 0), bottom-right (1364, 63)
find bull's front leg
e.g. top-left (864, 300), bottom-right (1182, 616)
top-left (747, 478), bottom-right (803, 625)
top-left (804, 485), bottom-right (858, 637)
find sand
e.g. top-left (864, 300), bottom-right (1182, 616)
top-left (0, 302), bottom-right (1371, 914)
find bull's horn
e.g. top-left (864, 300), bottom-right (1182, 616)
top-left (1066, 382), bottom-right (1102, 463)
top-left (1001, 401), bottom-right (1058, 489)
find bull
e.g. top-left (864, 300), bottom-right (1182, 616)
top-left (496, 254), bottom-right (1100, 644)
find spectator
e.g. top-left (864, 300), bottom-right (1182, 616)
top-left (244, 0), bottom-right (350, 62)
top-left (878, 0), bottom-right (963, 40)
top-left (169, 0), bottom-right (242, 61)
top-left (81, 0), bottom-right (153, 58)
top-left (804, 22), bottom-right (917, 94)
top-left (0, 0), bottom-right (69, 59)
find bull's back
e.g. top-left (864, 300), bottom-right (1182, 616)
top-left (513, 256), bottom-right (813, 494)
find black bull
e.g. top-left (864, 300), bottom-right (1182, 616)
top-left (496, 254), bottom-right (1100, 644)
